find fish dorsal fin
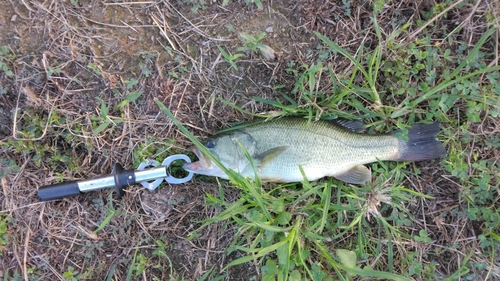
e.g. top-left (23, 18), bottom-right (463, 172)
top-left (330, 118), bottom-right (365, 133)
top-left (334, 165), bottom-right (371, 184)
top-left (256, 146), bottom-right (287, 169)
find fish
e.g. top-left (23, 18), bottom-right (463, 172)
top-left (183, 117), bottom-right (446, 184)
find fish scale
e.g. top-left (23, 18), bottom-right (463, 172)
top-left (241, 119), bottom-right (400, 182)
top-left (183, 117), bottom-right (446, 184)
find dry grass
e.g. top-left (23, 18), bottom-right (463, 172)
top-left (0, 0), bottom-right (499, 280)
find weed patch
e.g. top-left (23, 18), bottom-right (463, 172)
top-left (0, 0), bottom-right (499, 280)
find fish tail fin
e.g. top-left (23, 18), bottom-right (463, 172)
top-left (393, 122), bottom-right (446, 161)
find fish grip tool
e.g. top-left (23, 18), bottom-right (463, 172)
top-left (37, 154), bottom-right (194, 201)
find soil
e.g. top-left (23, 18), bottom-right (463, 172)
top-left (0, 0), bottom-right (498, 280)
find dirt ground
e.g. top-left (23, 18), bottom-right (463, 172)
top-left (0, 0), bottom-right (499, 280)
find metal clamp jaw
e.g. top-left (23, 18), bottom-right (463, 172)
top-left (136, 154), bottom-right (193, 190)
top-left (37, 154), bottom-right (194, 201)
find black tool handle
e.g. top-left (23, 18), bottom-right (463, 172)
top-left (37, 164), bottom-right (132, 201)
top-left (37, 163), bottom-right (169, 201)
top-left (38, 181), bottom-right (81, 201)
top-left (113, 163), bottom-right (134, 197)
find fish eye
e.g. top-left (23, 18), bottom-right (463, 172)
top-left (205, 140), bottom-right (216, 148)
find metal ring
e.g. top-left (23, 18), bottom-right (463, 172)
top-left (162, 154), bottom-right (194, 184)
top-left (137, 159), bottom-right (164, 190)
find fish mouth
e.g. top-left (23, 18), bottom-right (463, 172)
top-left (182, 146), bottom-right (226, 178)
top-left (183, 146), bottom-right (211, 171)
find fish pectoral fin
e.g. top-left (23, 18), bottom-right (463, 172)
top-left (334, 165), bottom-right (371, 184)
top-left (255, 146), bottom-right (287, 169)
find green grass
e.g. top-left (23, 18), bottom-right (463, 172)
top-left (155, 15), bottom-right (500, 281)
top-left (1, 1), bottom-right (499, 280)
top-left (158, 101), bottom-right (417, 280)
top-left (186, 0), bottom-right (263, 14)
top-left (0, 45), bottom-right (15, 79)
top-left (217, 45), bottom-right (244, 71)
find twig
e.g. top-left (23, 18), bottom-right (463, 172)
top-left (441, 0), bottom-right (483, 44)
top-left (407, 0), bottom-right (465, 41)
top-left (166, 3), bottom-right (229, 42)
top-left (151, 13), bottom-right (177, 51)
top-left (104, 1), bottom-right (155, 5)
top-left (23, 226), bottom-right (30, 281)
top-left (19, 0), bottom-right (36, 12)
top-left (12, 86), bottom-right (53, 141)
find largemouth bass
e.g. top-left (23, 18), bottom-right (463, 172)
top-left (183, 117), bottom-right (446, 183)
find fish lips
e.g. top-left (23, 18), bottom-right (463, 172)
top-left (182, 146), bottom-right (226, 178)
top-left (183, 146), bottom-right (210, 170)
